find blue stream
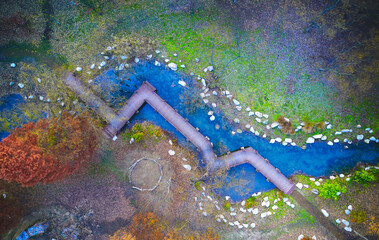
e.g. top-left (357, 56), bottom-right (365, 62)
top-left (1, 61), bottom-right (378, 201)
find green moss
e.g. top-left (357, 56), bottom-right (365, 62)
top-left (245, 196), bottom-right (258, 209)
top-left (194, 181), bottom-right (202, 191)
top-left (352, 168), bottom-right (378, 187)
top-left (224, 201), bottom-right (230, 212)
top-left (296, 209), bottom-right (315, 224)
top-left (350, 210), bottom-right (367, 223)
top-left (319, 182), bottom-right (347, 200)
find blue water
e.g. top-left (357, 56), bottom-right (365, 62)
top-left (2, 61), bottom-right (378, 201)
top-left (0, 94), bottom-right (25, 139)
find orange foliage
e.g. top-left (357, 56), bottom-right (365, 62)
top-left (129, 212), bottom-right (165, 240)
top-left (277, 116), bottom-right (295, 135)
top-left (109, 228), bottom-right (136, 240)
top-left (369, 216), bottom-right (379, 236)
top-left (0, 113), bottom-right (98, 186)
top-left (123, 212), bottom-right (219, 240)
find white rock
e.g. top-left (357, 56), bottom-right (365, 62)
top-left (270, 139), bottom-right (275, 144)
top-left (357, 135), bottom-right (364, 140)
top-left (233, 99), bottom-right (240, 105)
top-left (306, 137), bottom-right (315, 144)
top-left (168, 150), bottom-right (175, 155)
top-left (271, 122), bottom-right (279, 128)
top-left (28, 95), bottom-right (34, 99)
top-left (334, 139), bottom-right (339, 143)
top-left (256, 118), bottom-right (261, 123)
top-left (260, 213), bottom-right (267, 218)
top-left (212, 103), bottom-right (217, 108)
top-left (168, 62), bottom-right (177, 71)
top-left (112, 136), bottom-right (117, 141)
top-left (183, 164), bottom-right (191, 171)
top-left (336, 219), bottom-right (341, 224)
top-left (252, 208), bottom-right (259, 214)
top-left (364, 139), bottom-right (370, 144)
top-left (10, 63), bottom-right (16, 68)
top-left (230, 212), bottom-right (236, 216)
top-left (212, 91), bottom-right (218, 96)
top-left (339, 174), bottom-right (345, 178)
top-left (272, 205), bottom-right (278, 210)
top-left (250, 223), bottom-right (256, 228)
top-left (240, 208), bottom-right (246, 213)
top-left (100, 61), bottom-right (106, 67)
top-left (155, 50), bottom-right (160, 54)
top-left (39, 96), bottom-right (44, 101)
top-left (210, 115), bottom-right (215, 121)
top-left (263, 114), bottom-right (269, 118)
top-left (357, 124), bottom-right (361, 128)
top-left (37, 78), bottom-right (42, 83)
top-left (344, 227), bottom-right (352, 232)
top-left (255, 112), bottom-right (263, 118)
top-left (313, 134), bottom-right (323, 139)
top-left (18, 83), bottom-right (24, 89)
top-left (203, 99), bottom-right (209, 104)
top-left (321, 209), bottom-right (329, 217)
top-left (154, 61), bottom-right (161, 66)
top-left (201, 79), bottom-right (206, 87)
top-left (207, 66), bottom-right (214, 72)
top-left (348, 205), bottom-right (352, 211)
top-left (298, 235), bottom-right (304, 240)
top-left (296, 183), bottom-right (303, 189)
top-left (327, 141), bottom-right (333, 146)
top-left (342, 219), bottom-right (349, 226)
top-left (327, 124), bottom-right (332, 129)
top-left (330, 176), bottom-right (335, 180)
top-left (178, 80), bottom-right (186, 86)
top-left (243, 223), bottom-right (248, 228)
top-left (370, 137), bottom-right (376, 141)
top-left (335, 131), bottom-right (342, 135)
top-left (285, 138), bottom-right (292, 143)
top-left (234, 118), bottom-right (240, 123)
top-left (202, 211), bottom-right (207, 216)
top-left (236, 106), bottom-right (242, 111)
top-left (165, 59), bottom-right (170, 62)
top-left (315, 181), bottom-right (320, 186)
top-left (310, 178), bottom-right (315, 181)
top-left (275, 138), bottom-right (282, 143)
top-left (249, 111), bottom-right (255, 116)
top-left (225, 196), bottom-right (230, 200)
top-left (321, 136), bottom-right (327, 140)
top-left (229, 222), bottom-right (234, 226)
top-left (250, 127), bottom-right (255, 133)
top-left (345, 209), bottom-right (350, 215)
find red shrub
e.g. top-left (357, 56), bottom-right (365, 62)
top-left (0, 113), bottom-right (98, 186)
